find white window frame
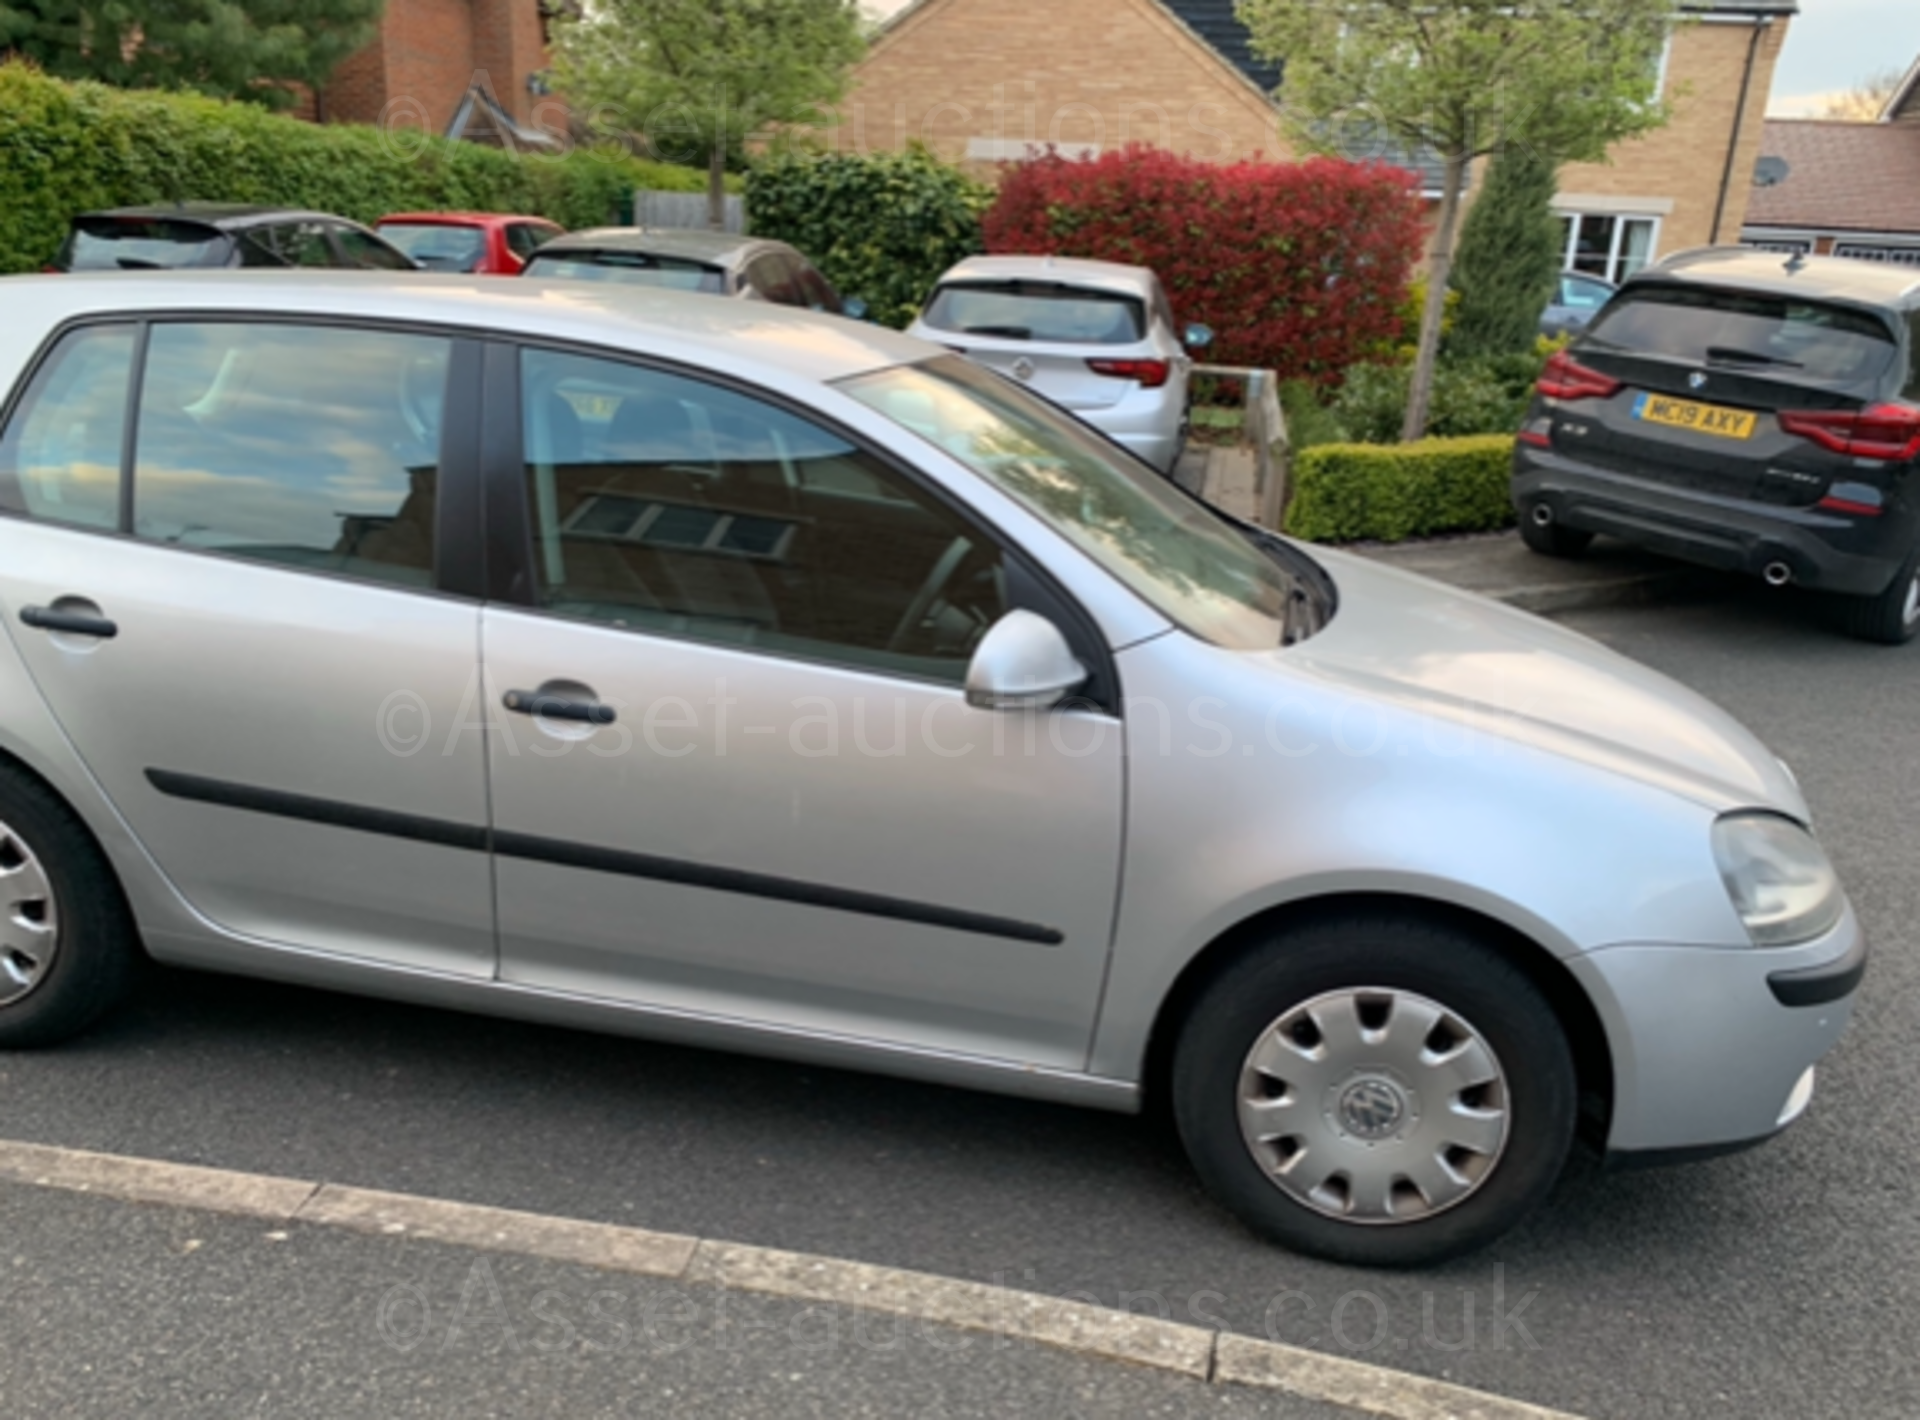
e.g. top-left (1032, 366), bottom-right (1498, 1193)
top-left (1556, 212), bottom-right (1663, 284)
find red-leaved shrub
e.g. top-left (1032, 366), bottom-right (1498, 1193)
top-left (982, 147), bottom-right (1425, 388)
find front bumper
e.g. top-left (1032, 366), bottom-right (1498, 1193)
top-left (1513, 449), bottom-right (1915, 596)
top-left (1567, 904), bottom-right (1866, 1158)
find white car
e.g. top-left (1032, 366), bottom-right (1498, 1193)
top-left (908, 255), bottom-right (1211, 473)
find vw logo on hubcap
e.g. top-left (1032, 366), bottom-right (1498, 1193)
top-left (1337, 1078), bottom-right (1406, 1140)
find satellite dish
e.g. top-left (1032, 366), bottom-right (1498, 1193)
top-left (1754, 155), bottom-right (1791, 188)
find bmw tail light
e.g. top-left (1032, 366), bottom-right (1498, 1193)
top-left (1536, 351), bottom-right (1621, 401)
top-left (1778, 403), bottom-right (1920, 463)
top-left (1087, 358), bottom-right (1171, 389)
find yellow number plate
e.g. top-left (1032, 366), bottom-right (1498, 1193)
top-left (1633, 393), bottom-right (1756, 440)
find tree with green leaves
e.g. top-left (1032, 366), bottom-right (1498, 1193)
top-left (1237, 0), bottom-right (1680, 440)
top-left (0, 0), bottom-right (384, 107)
top-left (1447, 144), bottom-right (1563, 360)
top-left (554, 0), bottom-right (866, 230)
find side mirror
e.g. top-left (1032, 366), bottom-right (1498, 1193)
top-left (1184, 323), bottom-right (1215, 351)
top-left (965, 610), bottom-right (1088, 712)
top-left (842, 297), bottom-right (871, 322)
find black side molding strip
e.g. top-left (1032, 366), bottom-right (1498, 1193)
top-left (144, 770), bottom-right (1063, 947)
top-left (1767, 932), bottom-right (1868, 1008)
top-left (146, 770), bottom-right (488, 852)
top-left (490, 830), bottom-right (1063, 946)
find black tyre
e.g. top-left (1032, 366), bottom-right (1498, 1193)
top-left (1171, 914), bottom-right (1576, 1268)
top-left (1836, 544), bottom-right (1920, 646)
top-left (1518, 515), bottom-right (1594, 558)
top-left (0, 765), bottom-right (137, 1048)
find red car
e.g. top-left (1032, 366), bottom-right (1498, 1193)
top-left (375, 212), bottom-right (564, 275)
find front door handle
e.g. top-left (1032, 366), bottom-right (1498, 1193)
top-left (20, 605), bottom-right (118, 639)
top-left (502, 688), bottom-right (617, 725)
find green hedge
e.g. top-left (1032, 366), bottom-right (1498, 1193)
top-left (746, 148), bottom-right (991, 328)
top-left (0, 62), bottom-right (706, 273)
top-left (1285, 435), bottom-right (1518, 544)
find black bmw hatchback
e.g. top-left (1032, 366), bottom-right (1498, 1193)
top-left (1511, 248), bottom-right (1920, 643)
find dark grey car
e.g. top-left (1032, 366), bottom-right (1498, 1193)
top-left (52, 204), bottom-right (416, 273)
top-left (521, 228), bottom-right (858, 316)
top-left (1512, 248), bottom-right (1920, 643)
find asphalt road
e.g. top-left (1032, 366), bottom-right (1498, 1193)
top-left (2, 573), bottom-right (1912, 1419)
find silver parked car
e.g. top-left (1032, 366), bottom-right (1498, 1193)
top-left (521, 227), bottom-right (864, 318)
top-left (0, 273), bottom-right (1863, 1266)
top-left (907, 255), bottom-right (1211, 473)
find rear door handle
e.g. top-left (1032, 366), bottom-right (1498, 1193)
top-left (502, 689), bottom-right (617, 725)
top-left (20, 605), bottom-right (118, 639)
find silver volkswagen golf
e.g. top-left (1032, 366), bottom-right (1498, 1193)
top-left (0, 273), bottom-right (1864, 1266)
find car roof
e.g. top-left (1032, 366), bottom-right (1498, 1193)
top-left (1637, 247), bottom-right (1920, 308)
top-left (3, 272), bottom-right (927, 384)
top-left (532, 227), bottom-right (782, 268)
top-left (932, 255), bottom-right (1158, 297)
top-left (81, 204), bottom-right (336, 231)
top-left (379, 212), bottom-right (560, 229)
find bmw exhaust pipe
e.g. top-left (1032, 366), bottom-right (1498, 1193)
top-left (1530, 503), bottom-right (1555, 527)
top-left (1763, 561), bottom-right (1793, 588)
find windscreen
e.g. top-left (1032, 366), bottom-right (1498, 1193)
top-left (1582, 285), bottom-right (1897, 390)
top-left (524, 252), bottom-right (727, 293)
top-left (920, 282), bottom-right (1147, 345)
top-left (61, 217), bottom-right (230, 271)
top-left (379, 223), bottom-right (488, 272)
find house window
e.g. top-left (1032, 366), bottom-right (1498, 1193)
top-left (1558, 214), bottom-right (1659, 283)
top-left (1832, 244), bottom-right (1920, 268)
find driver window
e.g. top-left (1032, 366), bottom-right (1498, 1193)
top-left (518, 348), bottom-right (1009, 683)
top-left (130, 322), bottom-right (450, 587)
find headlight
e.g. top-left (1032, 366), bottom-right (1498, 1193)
top-left (1711, 813), bottom-right (1844, 947)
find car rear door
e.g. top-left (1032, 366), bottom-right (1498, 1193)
top-left (476, 342), bottom-right (1125, 1068)
top-left (1557, 283), bottom-right (1906, 505)
top-left (0, 315), bottom-right (495, 976)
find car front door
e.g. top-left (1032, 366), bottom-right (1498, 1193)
top-left (0, 317), bottom-right (494, 975)
top-left (479, 344), bottom-right (1125, 1067)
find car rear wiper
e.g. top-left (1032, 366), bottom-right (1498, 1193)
top-left (962, 325), bottom-right (1033, 340)
top-left (114, 257), bottom-right (164, 270)
top-left (1705, 345), bottom-right (1802, 369)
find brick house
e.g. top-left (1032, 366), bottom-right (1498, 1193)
top-left (304, 0), bottom-right (561, 147)
top-left (830, 0), bottom-right (1794, 280)
top-left (1739, 53), bottom-right (1920, 266)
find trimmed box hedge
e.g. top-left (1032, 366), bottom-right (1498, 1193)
top-left (746, 148), bottom-right (992, 329)
top-left (0, 62), bottom-right (705, 273)
top-left (1284, 435), bottom-right (1517, 544)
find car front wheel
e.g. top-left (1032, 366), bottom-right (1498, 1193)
top-left (1171, 913), bottom-right (1576, 1267)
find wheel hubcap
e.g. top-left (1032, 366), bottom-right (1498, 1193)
top-left (0, 819), bottom-right (57, 1007)
top-left (1902, 570), bottom-right (1919, 629)
top-left (1237, 989), bottom-right (1509, 1225)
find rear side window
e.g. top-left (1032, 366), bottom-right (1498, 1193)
top-left (524, 252), bottom-right (726, 293)
top-left (507, 224), bottom-right (557, 261)
top-left (334, 226), bottom-right (414, 270)
top-left (0, 325), bottom-right (134, 530)
top-left (921, 283), bottom-right (1147, 345)
top-left (1583, 285), bottom-right (1897, 390)
top-left (60, 217), bottom-right (229, 272)
top-left (131, 323), bottom-right (452, 588)
top-left (380, 223), bottom-right (487, 272)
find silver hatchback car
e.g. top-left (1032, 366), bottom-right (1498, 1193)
top-left (0, 273), bottom-right (1863, 1266)
top-left (907, 255), bottom-right (1209, 472)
